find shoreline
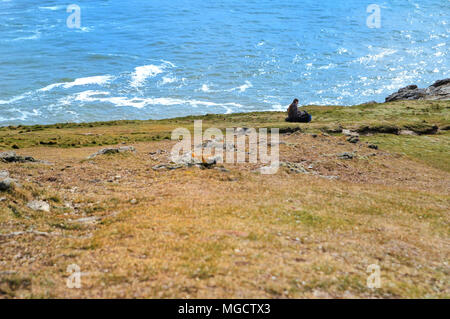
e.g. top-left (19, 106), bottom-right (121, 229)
top-left (3, 78), bottom-right (448, 128)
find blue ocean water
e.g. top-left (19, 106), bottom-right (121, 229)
top-left (0, 0), bottom-right (448, 125)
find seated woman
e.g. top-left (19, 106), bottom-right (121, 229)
top-left (285, 98), bottom-right (312, 123)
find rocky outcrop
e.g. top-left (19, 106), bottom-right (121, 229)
top-left (87, 146), bottom-right (136, 159)
top-left (0, 151), bottom-right (37, 163)
top-left (153, 152), bottom-right (222, 171)
top-left (385, 78), bottom-right (450, 102)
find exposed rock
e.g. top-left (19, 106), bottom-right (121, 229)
top-left (0, 151), bottom-right (37, 163)
top-left (425, 79), bottom-right (450, 100)
top-left (234, 127), bottom-right (253, 136)
top-left (320, 175), bottom-right (339, 180)
top-left (254, 165), bottom-right (279, 174)
top-left (359, 100), bottom-right (378, 105)
top-left (0, 170), bottom-right (9, 179)
top-left (27, 200), bottom-right (50, 212)
top-left (153, 151), bottom-right (222, 171)
top-left (402, 124), bottom-right (439, 135)
top-left (399, 130), bottom-right (418, 136)
top-left (347, 136), bottom-right (359, 144)
top-left (87, 146), bottom-right (136, 159)
top-left (342, 129), bottom-right (359, 137)
top-left (368, 144), bottom-right (378, 150)
top-left (337, 152), bottom-right (354, 160)
top-left (385, 78), bottom-right (450, 102)
top-left (0, 178), bottom-right (16, 191)
top-left (149, 149), bottom-right (166, 156)
top-left (69, 216), bottom-right (100, 225)
top-left (201, 139), bottom-right (235, 151)
top-left (177, 151), bottom-right (222, 168)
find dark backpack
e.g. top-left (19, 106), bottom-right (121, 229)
top-left (298, 110), bottom-right (311, 122)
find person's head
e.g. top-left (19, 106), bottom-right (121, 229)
top-left (293, 98), bottom-right (299, 105)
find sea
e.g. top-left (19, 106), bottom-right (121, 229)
top-left (0, 0), bottom-right (448, 125)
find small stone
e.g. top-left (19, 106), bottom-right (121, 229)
top-left (152, 164), bottom-right (167, 171)
top-left (337, 152), bottom-right (354, 160)
top-left (0, 178), bottom-right (15, 191)
top-left (130, 199), bottom-right (137, 204)
top-left (368, 144), bottom-right (378, 150)
top-left (347, 135), bottom-right (359, 143)
top-left (0, 170), bottom-right (9, 179)
top-left (27, 200), bottom-right (50, 212)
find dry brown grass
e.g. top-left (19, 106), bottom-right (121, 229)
top-left (1, 126), bottom-right (448, 298)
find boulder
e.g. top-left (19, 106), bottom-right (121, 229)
top-left (0, 178), bottom-right (15, 191)
top-left (0, 151), bottom-right (37, 163)
top-left (27, 200), bottom-right (50, 212)
top-left (385, 78), bottom-right (450, 102)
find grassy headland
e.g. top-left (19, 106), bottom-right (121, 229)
top-left (0, 100), bottom-right (449, 298)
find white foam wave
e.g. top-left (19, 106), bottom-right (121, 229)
top-left (201, 84), bottom-right (211, 92)
top-left (160, 60), bottom-right (176, 68)
top-left (224, 81), bottom-right (253, 92)
top-left (357, 49), bottom-right (398, 64)
top-left (318, 63), bottom-right (336, 70)
top-left (236, 81), bottom-right (252, 92)
top-left (160, 76), bottom-right (177, 85)
top-left (67, 90), bottom-right (241, 113)
top-left (0, 92), bottom-right (31, 105)
top-left (39, 75), bottom-right (114, 91)
top-left (78, 27), bottom-right (93, 32)
top-left (12, 31), bottom-right (41, 41)
top-left (130, 65), bottom-right (165, 88)
top-left (39, 6), bottom-right (64, 11)
top-left (0, 108), bottom-right (41, 122)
